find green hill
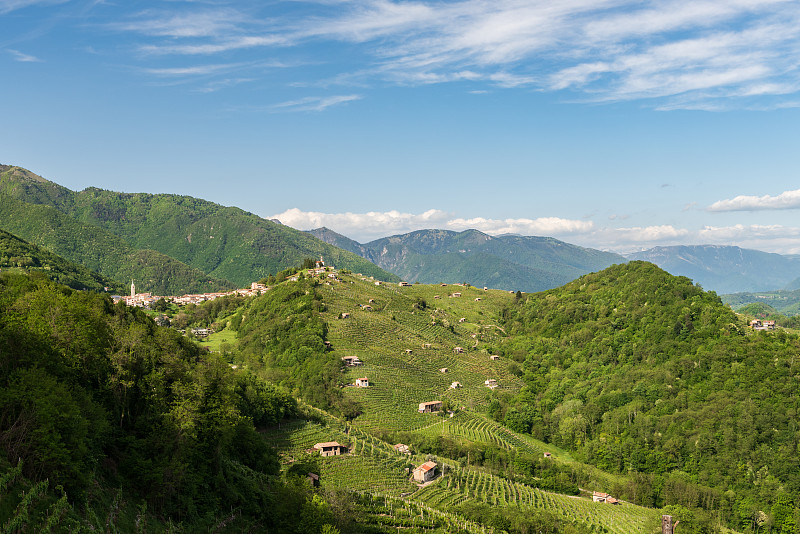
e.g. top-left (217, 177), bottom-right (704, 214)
top-left (501, 261), bottom-right (799, 531)
top-left (308, 227), bottom-right (624, 292)
top-left (0, 165), bottom-right (399, 288)
top-left (0, 229), bottom-right (125, 292)
top-left (0, 193), bottom-right (235, 295)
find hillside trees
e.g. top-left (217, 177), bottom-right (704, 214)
top-left (500, 261), bottom-right (800, 531)
top-left (0, 272), bottom-right (326, 531)
top-left (233, 278), bottom-right (359, 417)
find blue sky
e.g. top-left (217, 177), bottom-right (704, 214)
top-left (2, 0), bottom-right (800, 253)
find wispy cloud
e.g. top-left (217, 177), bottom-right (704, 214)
top-left (144, 63), bottom-right (242, 77)
top-left (0, 0), bottom-right (68, 15)
top-left (7, 49), bottom-right (42, 62)
top-left (106, 0), bottom-right (800, 107)
top-left (270, 94), bottom-right (363, 112)
top-left (708, 188), bottom-right (800, 211)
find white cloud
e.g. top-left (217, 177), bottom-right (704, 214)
top-left (446, 216), bottom-right (593, 235)
top-left (7, 49), bottom-right (42, 62)
top-left (144, 63), bottom-right (242, 76)
top-left (270, 94), bottom-right (363, 112)
top-left (270, 208), bottom-right (452, 240)
top-left (708, 188), bottom-right (800, 211)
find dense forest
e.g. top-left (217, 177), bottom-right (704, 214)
top-left (0, 194), bottom-right (234, 295)
top-left (500, 262), bottom-right (800, 532)
top-left (0, 272), bottom-right (357, 532)
top-left (0, 229), bottom-right (124, 293)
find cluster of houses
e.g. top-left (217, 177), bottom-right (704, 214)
top-left (116, 258), bottom-right (339, 309)
top-left (115, 280), bottom-right (276, 309)
top-left (749, 319), bottom-right (776, 330)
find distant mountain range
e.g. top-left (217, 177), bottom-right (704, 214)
top-left (627, 245), bottom-right (800, 294)
top-left (0, 165), bottom-right (399, 294)
top-left (307, 227), bottom-right (625, 292)
top-left (4, 164), bottom-right (799, 296)
top-left (310, 227), bottom-right (800, 294)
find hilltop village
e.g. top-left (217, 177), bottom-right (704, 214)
top-left (114, 258), bottom-right (338, 308)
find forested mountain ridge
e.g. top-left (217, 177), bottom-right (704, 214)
top-left (628, 244), bottom-right (800, 293)
top-left (500, 261), bottom-right (800, 532)
top-left (0, 193), bottom-right (235, 295)
top-left (0, 164), bottom-right (399, 290)
top-left (308, 227), bottom-right (625, 292)
top-left (0, 229), bottom-right (125, 292)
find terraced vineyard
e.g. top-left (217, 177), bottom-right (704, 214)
top-left (251, 272), bottom-right (668, 533)
top-left (321, 275), bottom-right (523, 431)
top-left (264, 407), bottom-right (660, 533)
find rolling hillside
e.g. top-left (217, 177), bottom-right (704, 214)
top-left (308, 227), bottom-right (625, 292)
top-left (223, 272), bottom-right (665, 533)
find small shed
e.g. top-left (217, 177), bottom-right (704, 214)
top-left (458, 317), bottom-right (466, 323)
top-left (452, 292), bottom-right (462, 297)
top-left (355, 377), bottom-right (369, 387)
top-left (543, 452), bottom-right (552, 459)
top-left (450, 381), bottom-right (462, 389)
top-left (418, 401), bottom-right (443, 413)
top-left (423, 343), bottom-right (432, 349)
top-left (394, 443), bottom-right (410, 454)
top-left (489, 355), bottom-right (500, 361)
top-left (439, 367), bottom-right (449, 373)
top-left (485, 379), bottom-right (498, 389)
top-left (342, 356), bottom-right (363, 366)
top-left (405, 349), bottom-right (413, 355)
top-left (341, 312), bottom-right (350, 319)
top-left (453, 347), bottom-right (464, 354)
top-left (475, 297), bottom-right (482, 301)
top-left (399, 281), bottom-right (410, 287)
top-left (413, 461), bottom-right (437, 483)
top-left (307, 473), bottom-right (320, 487)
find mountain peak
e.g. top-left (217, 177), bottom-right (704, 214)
top-left (0, 165), bottom-right (50, 184)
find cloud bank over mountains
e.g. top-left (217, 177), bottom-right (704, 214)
top-left (272, 204), bottom-right (800, 254)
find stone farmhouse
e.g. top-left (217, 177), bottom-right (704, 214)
top-left (418, 401), bottom-right (443, 413)
top-left (413, 461), bottom-right (437, 483)
top-left (313, 442), bottom-right (348, 457)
